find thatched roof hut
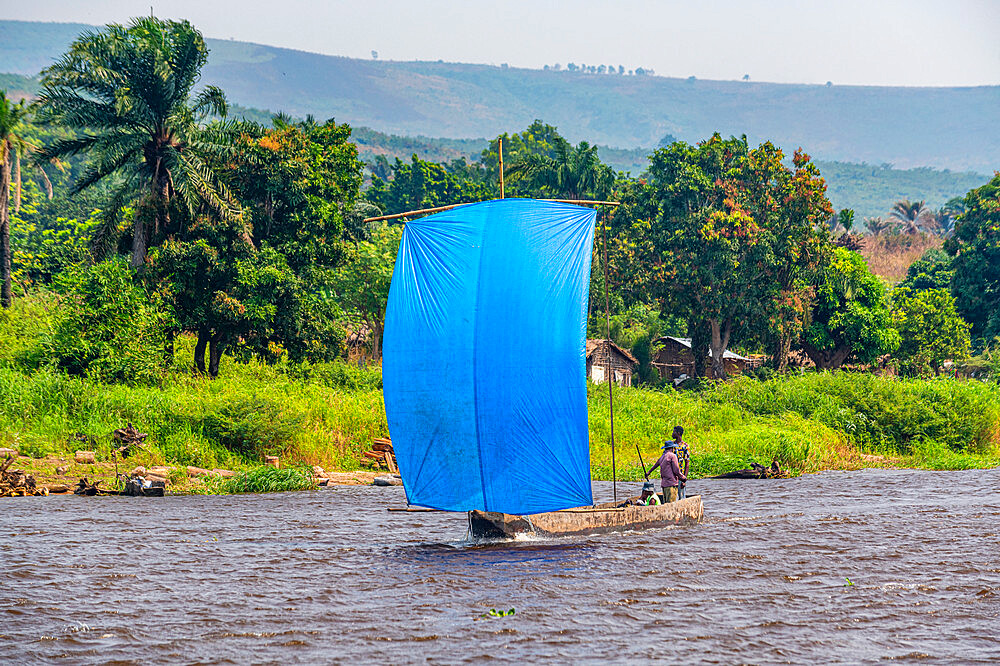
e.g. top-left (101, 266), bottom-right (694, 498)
top-left (586, 339), bottom-right (638, 387)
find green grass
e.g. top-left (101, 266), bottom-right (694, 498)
top-left (201, 465), bottom-right (317, 494)
top-left (2, 294), bottom-right (999, 486)
top-left (586, 374), bottom-right (1000, 480)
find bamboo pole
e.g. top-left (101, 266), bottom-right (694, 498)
top-left (499, 138), bottom-right (505, 199)
top-left (362, 199), bottom-right (620, 223)
top-left (600, 210), bottom-right (618, 503)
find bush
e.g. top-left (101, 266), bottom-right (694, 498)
top-left (204, 465), bottom-right (316, 494)
top-left (284, 359), bottom-right (383, 390)
top-left (711, 372), bottom-right (1000, 453)
top-left (200, 396), bottom-right (305, 458)
top-left (39, 258), bottom-right (167, 384)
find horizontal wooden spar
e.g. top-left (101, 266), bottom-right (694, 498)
top-left (387, 507), bottom-right (442, 512)
top-left (363, 198), bottom-right (620, 223)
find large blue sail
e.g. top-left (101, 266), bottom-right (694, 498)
top-left (383, 199), bottom-right (596, 514)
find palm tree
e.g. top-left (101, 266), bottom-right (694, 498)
top-left (932, 197), bottom-right (966, 238)
top-left (35, 17), bottom-right (241, 267)
top-left (889, 199), bottom-right (932, 235)
top-left (506, 140), bottom-right (615, 200)
top-left (865, 216), bottom-right (893, 236)
top-left (0, 91), bottom-right (29, 308)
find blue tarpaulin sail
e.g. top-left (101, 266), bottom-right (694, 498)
top-left (383, 199), bottom-right (597, 514)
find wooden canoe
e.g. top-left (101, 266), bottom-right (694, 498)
top-left (468, 495), bottom-right (703, 539)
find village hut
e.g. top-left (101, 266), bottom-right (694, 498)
top-left (650, 336), bottom-right (759, 380)
top-left (585, 339), bottom-right (638, 387)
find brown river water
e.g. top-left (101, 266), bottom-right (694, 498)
top-left (3, 469), bottom-right (999, 664)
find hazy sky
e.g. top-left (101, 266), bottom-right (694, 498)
top-left (4, 0), bottom-right (998, 87)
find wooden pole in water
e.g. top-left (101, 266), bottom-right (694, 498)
top-left (599, 210), bottom-right (617, 502)
top-left (499, 138), bottom-right (505, 199)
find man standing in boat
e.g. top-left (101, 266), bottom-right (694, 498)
top-left (648, 428), bottom-right (687, 503)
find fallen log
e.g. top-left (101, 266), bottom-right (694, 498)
top-left (74, 450), bottom-right (96, 464)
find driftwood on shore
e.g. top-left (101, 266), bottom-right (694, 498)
top-left (113, 423), bottom-right (148, 458)
top-left (1, 456), bottom-right (49, 497)
top-left (74, 477), bottom-right (106, 495)
top-left (712, 461), bottom-right (789, 479)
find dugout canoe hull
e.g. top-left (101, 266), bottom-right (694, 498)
top-left (468, 495), bottom-right (703, 539)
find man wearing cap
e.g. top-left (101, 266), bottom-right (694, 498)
top-left (620, 481), bottom-right (661, 507)
top-left (648, 427), bottom-right (687, 503)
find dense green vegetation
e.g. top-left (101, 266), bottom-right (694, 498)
top-left (202, 465), bottom-right (317, 494)
top-left (2, 299), bottom-right (997, 478)
top-left (592, 374), bottom-right (1000, 481)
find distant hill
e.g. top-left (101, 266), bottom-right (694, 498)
top-left (2, 19), bottom-right (999, 174)
top-left (4, 68), bottom-right (984, 220)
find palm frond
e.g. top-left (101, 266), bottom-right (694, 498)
top-left (90, 170), bottom-right (145, 260)
top-left (192, 86), bottom-right (228, 119)
top-left (172, 150), bottom-right (242, 221)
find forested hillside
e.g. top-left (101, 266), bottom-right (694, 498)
top-left (0, 68), bottom-right (983, 220)
top-left (2, 19), bottom-right (998, 173)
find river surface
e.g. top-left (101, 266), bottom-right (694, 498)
top-left (2, 469), bottom-right (999, 664)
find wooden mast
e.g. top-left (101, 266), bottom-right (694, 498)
top-left (599, 209), bottom-right (617, 503)
top-left (499, 138), bottom-right (505, 199)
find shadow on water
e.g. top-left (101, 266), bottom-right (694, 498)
top-left (385, 539), bottom-right (598, 582)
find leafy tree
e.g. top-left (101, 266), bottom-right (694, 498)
top-left (366, 155), bottom-right (494, 214)
top-left (149, 118), bottom-right (365, 374)
top-left (803, 248), bottom-right (900, 370)
top-left (35, 17), bottom-right (241, 267)
top-left (480, 120), bottom-right (568, 194)
top-left (482, 121), bottom-right (615, 200)
top-left (1, 91), bottom-right (29, 308)
top-left (11, 208), bottom-right (101, 291)
top-left (614, 134), bottom-right (832, 377)
top-left (936, 196), bottom-right (966, 236)
top-left (225, 116), bottom-right (363, 271)
top-left (505, 140), bottom-right (614, 200)
top-left (328, 222), bottom-right (402, 358)
top-left (897, 248), bottom-right (953, 292)
top-left (891, 286), bottom-right (971, 375)
top-left (40, 257), bottom-right (167, 383)
top-left (945, 174), bottom-right (1000, 344)
top-left (833, 208), bottom-right (855, 233)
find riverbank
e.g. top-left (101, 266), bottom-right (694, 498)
top-left (3, 296), bottom-right (999, 485)
top-left (2, 452), bottom-right (387, 496)
top-left (2, 353), bottom-right (998, 489)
